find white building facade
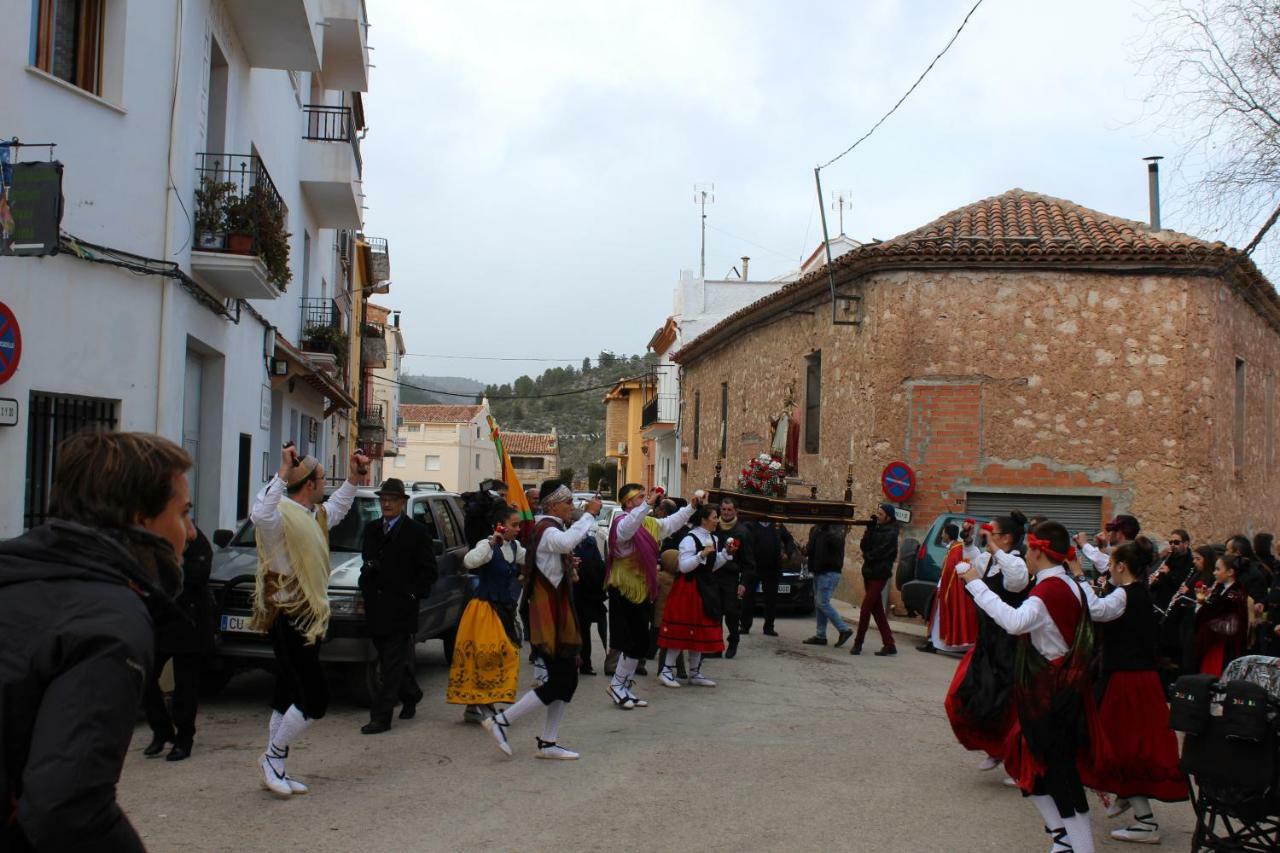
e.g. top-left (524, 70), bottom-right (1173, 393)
top-left (1, 0), bottom-right (380, 537)
top-left (396, 403), bottom-right (499, 493)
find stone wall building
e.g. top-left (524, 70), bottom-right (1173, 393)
top-left (675, 189), bottom-right (1280, 602)
top-left (503, 431), bottom-right (561, 490)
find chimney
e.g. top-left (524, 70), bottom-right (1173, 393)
top-left (741, 256), bottom-right (750, 281)
top-left (1143, 156), bottom-right (1163, 231)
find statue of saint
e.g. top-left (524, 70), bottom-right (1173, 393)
top-left (769, 380), bottom-right (801, 476)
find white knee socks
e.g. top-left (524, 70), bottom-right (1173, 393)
top-left (612, 654), bottom-right (639, 687)
top-left (1128, 796), bottom-right (1153, 821)
top-left (500, 689), bottom-right (546, 725)
top-left (268, 709), bottom-right (284, 752)
top-left (689, 652), bottom-right (703, 673)
top-left (1031, 795), bottom-right (1065, 833)
top-left (542, 700), bottom-right (567, 743)
top-left (271, 705), bottom-right (311, 752)
top-left (1061, 811), bottom-right (1094, 853)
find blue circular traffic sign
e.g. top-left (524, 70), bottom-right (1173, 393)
top-left (881, 461), bottom-right (915, 502)
top-left (0, 302), bottom-right (21, 385)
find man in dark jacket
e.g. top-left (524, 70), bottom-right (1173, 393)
top-left (141, 526), bottom-right (215, 761)
top-left (852, 503), bottom-right (899, 656)
top-left (1, 431), bottom-right (194, 852)
top-left (802, 524), bottom-right (854, 647)
top-left (743, 519), bottom-right (795, 637)
top-left (358, 479), bottom-right (437, 734)
top-left (713, 497), bottom-right (755, 658)
top-left (572, 518), bottom-right (607, 675)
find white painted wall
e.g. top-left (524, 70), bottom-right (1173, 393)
top-left (0, 0), bottom-right (370, 536)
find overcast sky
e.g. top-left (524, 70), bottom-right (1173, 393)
top-left (361, 0), bottom-right (1268, 385)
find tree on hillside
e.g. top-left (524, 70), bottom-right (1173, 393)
top-left (1144, 1), bottom-right (1280, 250)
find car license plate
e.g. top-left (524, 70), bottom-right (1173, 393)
top-left (777, 584), bottom-right (791, 594)
top-left (220, 614), bottom-right (262, 634)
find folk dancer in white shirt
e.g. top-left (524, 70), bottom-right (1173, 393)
top-left (249, 443), bottom-right (368, 797)
top-left (959, 520), bottom-right (1098, 853)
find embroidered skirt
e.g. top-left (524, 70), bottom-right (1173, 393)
top-left (446, 599), bottom-right (519, 706)
top-left (657, 575), bottom-right (725, 653)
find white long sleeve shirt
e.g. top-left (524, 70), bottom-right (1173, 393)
top-left (614, 502), bottom-right (695, 557)
top-left (250, 476), bottom-right (357, 577)
top-left (677, 526), bottom-right (729, 574)
top-left (463, 538), bottom-right (527, 570)
top-left (966, 566), bottom-right (1079, 660)
top-left (533, 512), bottom-right (596, 588)
top-left (1080, 581), bottom-right (1127, 623)
top-left (983, 548), bottom-right (1029, 593)
top-left (1081, 542), bottom-right (1111, 574)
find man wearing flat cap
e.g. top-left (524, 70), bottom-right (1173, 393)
top-left (358, 478), bottom-right (437, 734)
top-left (1075, 513), bottom-right (1140, 577)
top-left (250, 442), bottom-right (369, 796)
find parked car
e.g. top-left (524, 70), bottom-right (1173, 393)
top-left (751, 536), bottom-right (815, 615)
top-left (895, 512), bottom-right (990, 619)
top-left (206, 487), bottom-right (472, 706)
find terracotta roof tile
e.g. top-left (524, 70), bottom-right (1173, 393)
top-left (399, 404), bottom-right (485, 424)
top-left (503, 432), bottom-right (558, 455)
top-left (675, 188), bottom-right (1272, 363)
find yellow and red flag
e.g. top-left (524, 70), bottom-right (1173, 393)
top-left (488, 414), bottom-right (533, 522)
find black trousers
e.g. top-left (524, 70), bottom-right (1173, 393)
top-left (142, 650), bottom-right (202, 747)
top-left (741, 571), bottom-right (779, 632)
top-left (576, 600), bottom-right (608, 668)
top-left (269, 618), bottom-right (328, 720)
top-left (370, 632), bottom-right (422, 721)
top-left (607, 590), bottom-right (651, 660)
top-left (534, 654), bottom-right (579, 704)
top-left (708, 572), bottom-right (741, 646)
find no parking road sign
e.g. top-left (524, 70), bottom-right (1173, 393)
top-left (881, 460), bottom-right (915, 502)
top-left (0, 302), bottom-right (21, 385)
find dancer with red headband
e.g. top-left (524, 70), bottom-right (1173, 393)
top-left (944, 510), bottom-right (1029, 775)
top-left (959, 520), bottom-right (1099, 853)
top-left (1071, 536), bottom-right (1187, 845)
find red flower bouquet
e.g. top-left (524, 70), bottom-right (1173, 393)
top-left (736, 453), bottom-right (787, 497)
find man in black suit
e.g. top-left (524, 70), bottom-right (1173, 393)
top-left (358, 479), bottom-right (437, 734)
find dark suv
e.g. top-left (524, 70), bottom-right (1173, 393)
top-left (206, 487), bottom-right (472, 706)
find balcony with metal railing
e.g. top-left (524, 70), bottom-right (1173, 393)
top-left (298, 298), bottom-right (347, 374)
top-left (190, 153), bottom-right (290, 300)
top-left (300, 104), bottom-right (362, 229)
top-left (360, 319), bottom-right (387, 368)
top-left (358, 403), bottom-right (386, 444)
top-left (641, 394), bottom-right (679, 431)
top-left (364, 236), bottom-right (390, 288)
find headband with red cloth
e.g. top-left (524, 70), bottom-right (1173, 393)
top-left (1026, 533), bottom-right (1076, 564)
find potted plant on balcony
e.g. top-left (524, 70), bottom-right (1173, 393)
top-left (193, 175), bottom-right (234, 249)
top-left (222, 185), bottom-right (293, 291)
top-left (302, 324), bottom-right (349, 368)
top-left (223, 192), bottom-right (256, 255)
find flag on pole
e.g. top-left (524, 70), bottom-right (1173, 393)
top-left (488, 414), bottom-right (533, 522)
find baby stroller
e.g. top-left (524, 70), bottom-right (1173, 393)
top-left (1170, 655), bottom-right (1280, 851)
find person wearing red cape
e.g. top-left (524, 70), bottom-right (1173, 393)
top-left (959, 521), bottom-right (1102, 853)
top-left (1076, 537), bottom-right (1188, 845)
top-left (1193, 553), bottom-right (1249, 677)
top-left (919, 521), bottom-right (979, 654)
top-left (944, 511), bottom-right (1030, 773)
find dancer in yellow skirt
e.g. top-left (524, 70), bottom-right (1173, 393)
top-left (447, 506), bottom-right (525, 722)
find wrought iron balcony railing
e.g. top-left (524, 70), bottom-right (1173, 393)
top-left (302, 104), bottom-right (362, 177)
top-left (300, 298), bottom-right (341, 334)
top-left (193, 152), bottom-right (288, 260)
top-left (641, 394), bottom-right (680, 428)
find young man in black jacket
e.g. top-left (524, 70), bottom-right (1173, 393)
top-left (802, 524), bottom-right (854, 647)
top-left (852, 503), bottom-right (899, 656)
top-left (714, 497), bottom-right (755, 656)
top-left (1, 431), bottom-right (194, 852)
top-left (358, 479), bottom-right (438, 734)
top-left (744, 519), bottom-right (795, 637)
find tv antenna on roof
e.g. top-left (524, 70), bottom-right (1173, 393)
top-left (830, 190), bottom-right (853, 236)
top-left (694, 183), bottom-right (715, 279)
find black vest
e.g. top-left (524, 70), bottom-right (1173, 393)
top-left (1098, 582), bottom-right (1158, 672)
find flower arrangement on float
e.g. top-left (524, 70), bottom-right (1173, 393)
top-left (737, 453), bottom-right (787, 498)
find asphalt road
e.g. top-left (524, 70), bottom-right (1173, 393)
top-left (118, 612), bottom-right (1196, 852)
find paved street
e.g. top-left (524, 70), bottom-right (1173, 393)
top-left (119, 614), bottom-right (1196, 852)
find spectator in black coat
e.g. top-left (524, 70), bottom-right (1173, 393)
top-left (573, 521), bottom-right (608, 675)
top-left (141, 526), bottom-right (215, 761)
top-left (852, 503), bottom-right (900, 656)
top-left (713, 498), bottom-right (755, 657)
top-left (742, 520), bottom-right (795, 637)
top-left (1, 431), bottom-right (194, 852)
top-left (357, 479), bottom-right (437, 734)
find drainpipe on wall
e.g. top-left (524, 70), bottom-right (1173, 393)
top-left (155, 0), bottom-right (186, 433)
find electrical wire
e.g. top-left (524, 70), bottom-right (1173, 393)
top-left (366, 371), bottom-right (651, 401)
top-left (704, 223), bottom-right (798, 262)
top-left (817, 0), bottom-right (986, 171)
top-left (402, 353), bottom-right (586, 362)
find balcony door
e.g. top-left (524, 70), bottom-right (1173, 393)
top-left (205, 37), bottom-right (228, 153)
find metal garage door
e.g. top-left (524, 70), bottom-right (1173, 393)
top-left (964, 492), bottom-right (1103, 537)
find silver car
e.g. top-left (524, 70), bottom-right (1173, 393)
top-left (207, 486), bottom-right (472, 706)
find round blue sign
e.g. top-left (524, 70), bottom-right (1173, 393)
top-left (881, 461), bottom-right (915, 502)
top-left (0, 301), bottom-right (20, 385)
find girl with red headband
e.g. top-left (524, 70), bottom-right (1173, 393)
top-left (958, 520), bottom-right (1100, 853)
top-left (944, 511), bottom-right (1029, 776)
top-left (1072, 536), bottom-right (1187, 845)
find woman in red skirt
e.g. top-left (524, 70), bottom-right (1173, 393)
top-left (1193, 554), bottom-right (1249, 677)
top-left (658, 503), bottom-right (735, 689)
top-left (1079, 536), bottom-right (1188, 845)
